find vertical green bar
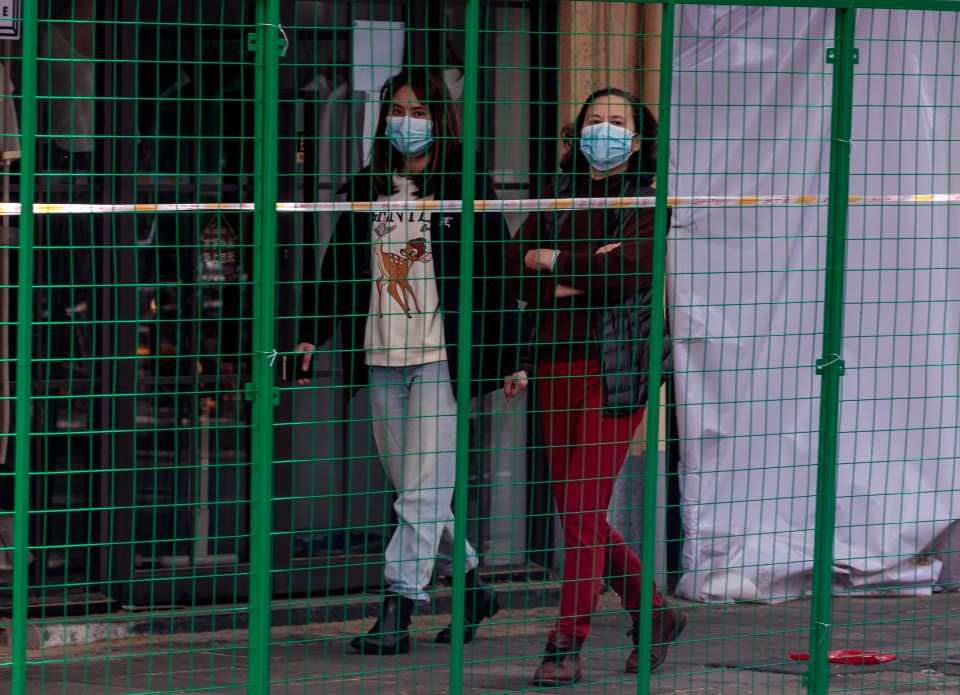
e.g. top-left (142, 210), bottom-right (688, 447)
top-left (12, 3), bottom-right (39, 694)
top-left (450, 0), bottom-right (482, 689)
top-left (249, 2), bottom-right (281, 693)
top-left (805, 6), bottom-right (856, 695)
top-left (636, 3), bottom-right (676, 693)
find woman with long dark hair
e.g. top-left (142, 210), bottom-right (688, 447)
top-left (504, 88), bottom-right (685, 685)
top-left (297, 69), bottom-right (518, 655)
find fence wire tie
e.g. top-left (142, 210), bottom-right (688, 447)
top-left (817, 621), bottom-right (831, 645)
top-left (261, 348), bottom-right (278, 367)
top-left (837, 138), bottom-right (857, 149)
top-left (816, 353), bottom-right (845, 375)
top-left (259, 23), bottom-right (289, 57)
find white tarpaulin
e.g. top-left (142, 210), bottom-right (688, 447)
top-left (668, 6), bottom-right (960, 603)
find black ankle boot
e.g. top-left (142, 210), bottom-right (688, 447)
top-left (351, 593), bottom-right (415, 655)
top-left (435, 569), bottom-right (502, 644)
top-left (532, 635), bottom-right (584, 686)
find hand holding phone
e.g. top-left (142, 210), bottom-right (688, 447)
top-left (294, 343), bottom-right (315, 383)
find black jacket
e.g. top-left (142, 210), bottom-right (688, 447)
top-left (299, 150), bottom-right (520, 400)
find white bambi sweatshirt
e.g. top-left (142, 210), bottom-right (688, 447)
top-left (363, 176), bottom-right (447, 367)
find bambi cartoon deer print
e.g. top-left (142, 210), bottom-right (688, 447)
top-left (375, 237), bottom-right (433, 318)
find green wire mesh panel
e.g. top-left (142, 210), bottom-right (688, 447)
top-left (15, 0), bottom-right (258, 692)
top-left (272, 2), bottom-right (395, 690)
top-left (666, 3), bottom-right (834, 691)
top-left (829, 8), bottom-right (960, 694)
top-left (274, 1), bottom-right (674, 693)
top-left (273, 2), bottom-right (495, 691)
top-left (0, 0), bottom-right (18, 678)
top-left (0, 1), bottom-right (958, 695)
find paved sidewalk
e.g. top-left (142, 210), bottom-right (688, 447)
top-left (3, 589), bottom-right (958, 693)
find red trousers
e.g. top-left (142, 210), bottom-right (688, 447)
top-left (539, 360), bottom-right (662, 642)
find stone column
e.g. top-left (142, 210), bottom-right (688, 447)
top-left (558, 2), bottom-right (643, 130)
top-left (642, 3), bottom-right (663, 120)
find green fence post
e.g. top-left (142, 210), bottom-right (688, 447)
top-left (636, 3), bottom-right (676, 693)
top-left (12, 3), bottom-right (39, 694)
top-left (449, 0), bottom-right (482, 689)
top-left (805, 6), bottom-right (857, 695)
top-left (249, 1), bottom-right (282, 693)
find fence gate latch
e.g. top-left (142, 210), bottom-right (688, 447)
top-left (826, 47), bottom-right (860, 65)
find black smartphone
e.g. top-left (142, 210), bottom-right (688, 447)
top-left (293, 354), bottom-right (314, 381)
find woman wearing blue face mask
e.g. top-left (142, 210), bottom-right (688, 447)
top-left (296, 69), bottom-right (519, 655)
top-left (503, 88), bottom-right (684, 686)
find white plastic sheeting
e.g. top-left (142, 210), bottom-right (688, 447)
top-left (668, 5), bottom-right (960, 603)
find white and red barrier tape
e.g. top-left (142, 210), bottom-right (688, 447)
top-left (0, 193), bottom-right (958, 215)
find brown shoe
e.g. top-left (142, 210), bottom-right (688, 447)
top-left (532, 634), bottom-right (584, 686)
top-left (624, 599), bottom-right (687, 673)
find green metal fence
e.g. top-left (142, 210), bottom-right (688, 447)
top-left (1, 0), bottom-right (958, 693)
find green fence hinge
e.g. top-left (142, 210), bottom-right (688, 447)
top-left (826, 47), bottom-right (859, 65)
top-left (247, 30), bottom-right (287, 56)
top-left (801, 670), bottom-right (812, 688)
top-left (244, 382), bottom-right (280, 405)
top-left (815, 354), bottom-right (846, 376)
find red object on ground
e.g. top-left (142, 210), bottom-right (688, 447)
top-left (789, 650), bottom-right (898, 665)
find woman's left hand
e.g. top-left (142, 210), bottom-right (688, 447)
top-left (595, 242), bottom-right (622, 255)
top-left (555, 284), bottom-right (585, 299)
top-left (504, 371), bottom-right (529, 401)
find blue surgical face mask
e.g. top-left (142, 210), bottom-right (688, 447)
top-left (579, 121), bottom-right (635, 172)
top-left (385, 116), bottom-right (434, 157)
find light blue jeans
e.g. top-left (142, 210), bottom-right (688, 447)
top-left (368, 360), bottom-right (479, 602)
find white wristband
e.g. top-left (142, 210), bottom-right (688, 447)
top-left (548, 249), bottom-right (561, 272)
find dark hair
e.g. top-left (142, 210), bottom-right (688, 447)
top-left (371, 69), bottom-right (461, 198)
top-left (558, 88), bottom-right (657, 185)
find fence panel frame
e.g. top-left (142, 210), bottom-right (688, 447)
top-left (3, 2), bottom-right (955, 693)
top-left (449, 0), bottom-right (484, 689)
top-left (12, 2), bottom-right (40, 693)
top-left (635, 2), bottom-right (677, 692)
top-left (805, 6), bottom-right (858, 694)
top-left (249, 0), bottom-right (283, 692)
